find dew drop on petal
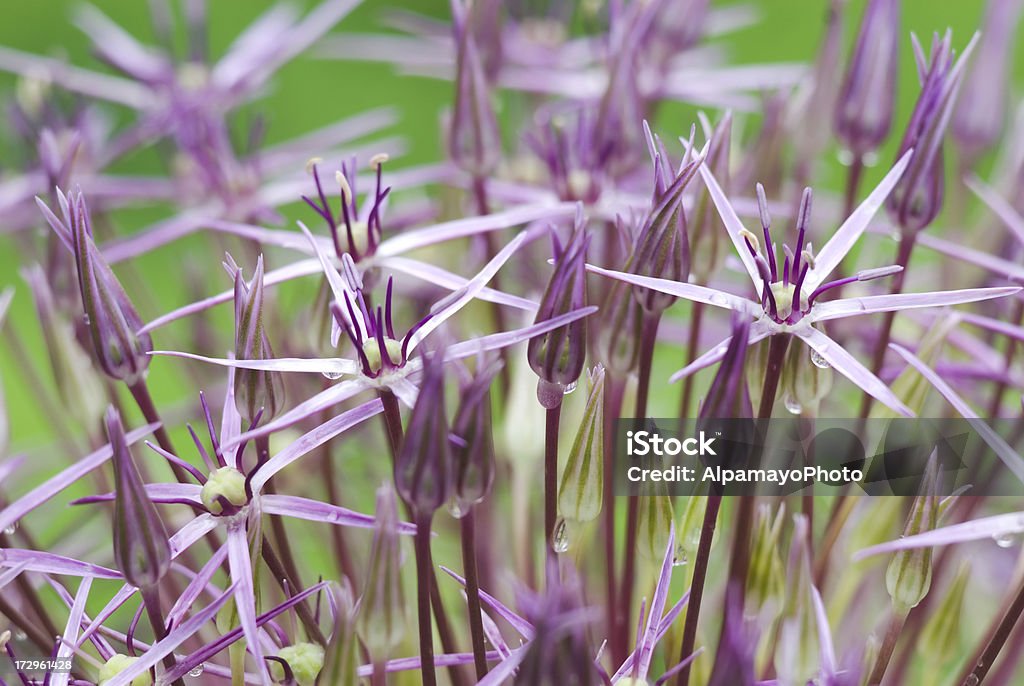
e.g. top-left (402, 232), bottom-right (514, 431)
top-left (321, 370), bottom-right (343, 380)
top-left (673, 544), bottom-right (688, 567)
top-left (3, 521), bottom-right (18, 536)
top-left (993, 532), bottom-right (1016, 548)
top-left (447, 498), bottom-right (466, 519)
top-left (553, 518), bottom-right (570, 554)
top-left (563, 381), bottom-right (578, 395)
top-left (810, 349), bottom-right (830, 369)
top-left (709, 293), bottom-right (729, 306)
top-left (964, 675), bottom-right (980, 686)
top-left (783, 393), bottom-right (803, 415)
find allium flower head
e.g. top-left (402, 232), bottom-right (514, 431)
top-left (106, 406), bottom-right (170, 590)
top-left (527, 105), bottom-right (613, 204)
top-left (37, 187), bottom-right (152, 385)
top-left (887, 31), bottom-right (978, 233)
top-left (303, 156), bottom-right (391, 262)
top-left (835, 0), bottom-right (899, 157)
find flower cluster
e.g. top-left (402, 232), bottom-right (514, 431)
top-left (2, 2), bottom-right (1024, 686)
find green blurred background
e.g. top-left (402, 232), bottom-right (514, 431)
top-left (0, 0), bottom-right (1021, 451)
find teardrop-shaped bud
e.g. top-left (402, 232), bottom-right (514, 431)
top-left (835, 0), bottom-right (899, 157)
top-left (528, 209), bottom-right (589, 406)
top-left (885, 457), bottom-right (941, 613)
top-left (917, 562), bottom-right (970, 666)
top-left (746, 503), bottom-right (786, 614)
top-left (359, 485), bottom-right (405, 660)
top-left (108, 406), bottom-right (170, 589)
top-left (37, 189), bottom-right (152, 384)
top-left (636, 494), bottom-right (674, 562)
top-left (395, 348), bottom-right (453, 515)
top-left (451, 356), bottom-right (502, 514)
top-left (774, 514), bottom-right (820, 686)
top-left (230, 254), bottom-right (284, 424)
top-left (319, 579), bottom-right (359, 686)
top-left (557, 365), bottom-right (605, 525)
top-left (448, 0), bottom-right (501, 177)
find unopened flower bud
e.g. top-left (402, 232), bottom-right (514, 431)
top-left (595, 270), bottom-right (644, 376)
top-left (23, 265), bottom-right (105, 429)
top-left (359, 485), bottom-right (405, 660)
top-left (775, 515), bottom-right (820, 686)
top-left (270, 642), bottom-right (324, 686)
top-left (558, 365), bottom-right (605, 526)
top-left (835, 0), bottom-right (899, 157)
top-left (36, 189), bottom-right (152, 384)
top-left (320, 580), bottom-right (359, 686)
top-left (395, 349), bottom-right (453, 514)
top-left (230, 254), bottom-right (284, 423)
top-left (701, 315), bottom-right (754, 420)
top-left (448, 0), bottom-right (501, 177)
top-left (886, 458), bottom-right (940, 612)
top-left (690, 114), bottom-right (732, 283)
top-left (451, 356), bottom-right (501, 516)
top-left (917, 562), bottom-right (970, 665)
top-left (746, 504), bottom-right (785, 613)
top-left (888, 32), bottom-right (978, 234)
top-left (528, 211), bottom-right (589, 407)
top-left (953, 0), bottom-right (1022, 163)
top-left (637, 494), bottom-right (674, 562)
top-left (629, 141), bottom-right (702, 314)
top-left (107, 406), bottom-right (170, 589)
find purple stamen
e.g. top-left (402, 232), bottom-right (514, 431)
top-left (384, 277), bottom-right (396, 339)
top-left (756, 183), bottom-right (777, 281)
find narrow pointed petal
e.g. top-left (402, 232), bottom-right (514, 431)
top-left (917, 231), bottom-right (1024, 282)
top-left (804, 150), bottom-right (912, 292)
top-left (855, 511), bottom-right (1024, 560)
top-left (140, 259), bottom-right (321, 334)
top-left (0, 423), bottom-right (158, 534)
top-left (102, 582), bottom-right (239, 686)
top-left (586, 263), bottom-right (758, 314)
top-left (966, 174), bottom-right (1024, 245)
top-left (696, 161), bottom-right (761, 288)
top-left (405, 229), bottom-right (529, 353)
top-left (793, 327), bottom-right (913, 416)
top-left (167, 546), bottom-right (230, 630)
top-left (444, 307), bottom-right (598, 363)
top-left (51, 577), bottom-right (92, 686)
top-left (150, 350), bottom-right (359, 376)
top-left (811, 286), bottom-right (1021, 322)
top-left (249, 397), bottom-right (382, 493)
top-left (669, 320), bottom-right (772, 383)
top-left (439, 566), bottom-right (535, 639)
top-left (0, 549), bottom-right (120, 578)
top-left (260, 493), bottom-right (416, 533)
top-left (227, 521), bottom-right (271, 686)
top-left (377, 256), bottom-right (538, 311)
top-left (637, 528), bottom-right (677, 680)
top-left (889, 343), bottom-right (1024, 483)
top-left (376, 202), bottom-right (575, 257)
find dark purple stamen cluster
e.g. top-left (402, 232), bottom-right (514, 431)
top-left (303, 157), bottom-right (391, 261)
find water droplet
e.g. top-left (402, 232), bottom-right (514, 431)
top-left (810, 349), bottom-right (830, 369)
top-left (188, 664), bottom-right (205, 677)
top-left (673, 544), bottom-right (688, 567)
top-left (447, 499), bottom-right (466, 519)
top-left (783, 393), bottom-right (803, 415)
top-left (709, 293), bottom-right (728, 306)
top-left (321, 370), bottom-right (343, 380)
top-left (993, 533), bottom-right (1016, 548)
top-left (553, 518), bottom-right (570, 553)
top-left (964, 675), bottom-right (980, 686)
top-left (837, 149), bottom-right (854, 166)
top-left (563, 381), bottom-right (578, 395)
top-left (3, 521), bottom-right (17, 536)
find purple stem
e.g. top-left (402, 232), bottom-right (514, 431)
top-left (414, 511), bottom-right (438, 686)
top-left (140, 585), bottom-right (186, 686)
top-left (461, 508), bottom-right (489, 679)
top-left (545, 402), bottom-right (562, 555)
top-left (673, 494), bottom-right (722, 686)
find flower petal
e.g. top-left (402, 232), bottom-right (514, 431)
top-left (150, 350), bottom-right (359, 376)
top-left (586, 263), bottom-right (758, 314)
top-left (669, 319), bottom-right (773, 383)
top-left (855, 511), bottom-right (1024, 560)
top-left (804, 150), bottom-right (913, 292)
top-left (696, 161), bottom-right (761, 288)
top-left (793, 327), bottom-right (913, 417)
top-left (889, 343), bottom-right (1024, 483)
top-left (260, 493), bottom-right (416, 534)
top-left (811, 286), bottom-right (1021, 322)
